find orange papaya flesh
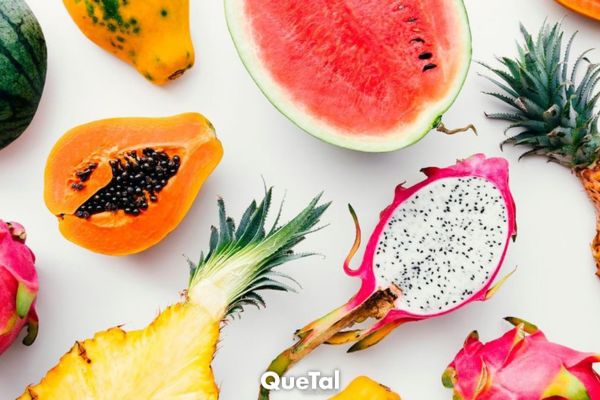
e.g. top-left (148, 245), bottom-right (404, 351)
top-left (556, 0), bottom-right (600, 20)
top-left (44, 113), bottom-right (223, 256)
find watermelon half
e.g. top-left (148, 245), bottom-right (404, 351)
top-left (225, 0), bottom-right (472, 152)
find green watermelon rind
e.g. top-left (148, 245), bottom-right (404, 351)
top-left (224, 0), bottom-right (472, 153)
top-left (0, 0), bottom-right (47, 150)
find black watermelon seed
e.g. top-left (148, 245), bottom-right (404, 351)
top-left (423, 63), bottom-right (438, 72)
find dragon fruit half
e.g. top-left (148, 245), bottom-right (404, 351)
top-left (0, 221), bottom-right (38, 356)
top-left (443, 318), bottom-right (600, 399)
top-left (260, 154), bottom-right (517, 399)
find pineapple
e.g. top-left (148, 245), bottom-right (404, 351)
top-left (483, 22), bottom-right (600, 275)
top-left (19, 189), bottom-right (329, 399)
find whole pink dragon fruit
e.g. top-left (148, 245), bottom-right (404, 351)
top-left (443, 318), bottom-right (600, 399)
top-left (0, 221), bottom-right (38, 355)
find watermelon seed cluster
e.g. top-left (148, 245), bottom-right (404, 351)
top-left (408, 36), bottom-right (437, 72)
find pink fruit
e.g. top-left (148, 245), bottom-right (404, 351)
top-left (260, 154), bottom-right (517, 399)
top-left (0, 221), bottom-right (38, 356)
top-left (444, 318), bottom-right (600, 399)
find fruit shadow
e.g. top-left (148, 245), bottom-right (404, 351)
top-left (121, 173), bottom-right (223, 292)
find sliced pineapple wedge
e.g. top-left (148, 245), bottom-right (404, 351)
top-left (22, 304), bottom-right (219, 400)
top-left (19, 189), bottom-right (328, 399)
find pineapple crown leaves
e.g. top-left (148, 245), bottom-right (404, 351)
top-left (188, 188), bottom-right (330, 318)
top-left (482, 21), bottom-right (600, 169)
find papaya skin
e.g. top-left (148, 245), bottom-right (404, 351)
top-left (44, 113), bottom-right (223, 256)
top-left (63, 0), bottom-right (194, 85)
top-left (555, 0), bottom-right (600, 20)
top-left (330, 376), bottom-right (401, 400)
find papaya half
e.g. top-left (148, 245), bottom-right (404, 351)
top-left (44, 113), bottom-right (223, 256)
top-left (63, 0), bottom-right (194, 85)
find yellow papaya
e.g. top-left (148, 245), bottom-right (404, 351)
top-left (330, 376), bottom-right (401, 400)
top-left (63, 0), bottom-right (194, 85)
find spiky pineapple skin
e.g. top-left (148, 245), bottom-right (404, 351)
top-left (19, 302), bottom-right (220, 400)
top-left (579, 164), bottom-right (600, 276)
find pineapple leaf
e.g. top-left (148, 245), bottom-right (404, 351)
top-left (563, 32), bottom-right (578, 82)
top-left (485, 112), bottom-right (525, 122)
top-left (189, 188), bottom-right (330, 318)
top-left (484, 92), bottom-right (516, 107)
top-left (484, 21), bottom-right (600, 168)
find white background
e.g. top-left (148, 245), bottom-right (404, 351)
top-left (1, 0), bottom-right (600, 399)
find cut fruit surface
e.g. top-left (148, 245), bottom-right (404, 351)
top-left (44, 113), bottom-right (223, 256)
top-left (225, 0), bottom-right (472, 152)
top-left (373, 176), bottom-right (509, 315)
top-left (19, 303), bottom-right (220, 400)
top-left (556, 0), bottom-right (600, 20)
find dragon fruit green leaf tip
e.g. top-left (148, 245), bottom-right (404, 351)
top-left (0, 221), bottom-right (38, 356)
top-left (259, 154), bottom-right (517, 399)
top-left (444, 318), bottom-right (600, 400)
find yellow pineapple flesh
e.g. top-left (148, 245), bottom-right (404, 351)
top-left (579, 164), bottom-right (600, 276)
top-left (20, 302), bottom-right (220, 400)
top-left (330, 376), bottom-right (401, 400)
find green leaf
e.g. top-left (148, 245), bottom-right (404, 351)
top-left (22, 317), bottom-right (38, 346)
top-left (504, 316), bottom-right (539, 333)
top-left (483, 21), bottom-right (600, 168)
top-left (541, 366), bottom-right (591, 400)
top-left (16, 282), bottom-right (35, 318)
top-left (189, 189), bottom-right (330, 318)
top-left (442, 367), bottom-right (456, 389)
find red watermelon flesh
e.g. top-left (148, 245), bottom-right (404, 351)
top-left (226, 0), bottom-right (472, 152)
